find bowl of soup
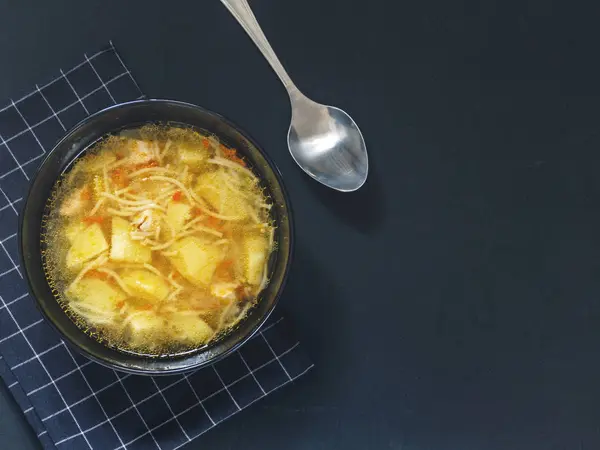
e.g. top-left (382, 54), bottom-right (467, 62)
top-left (19, 99), bottom-right (293, 374)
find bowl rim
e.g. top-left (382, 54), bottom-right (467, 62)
top-left (18, 98), bottom-right (295, 374)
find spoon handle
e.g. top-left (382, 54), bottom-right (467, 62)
top-left (220, 0), bottom-right (299, 95)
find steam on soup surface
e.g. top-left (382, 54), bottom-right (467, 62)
top-left (45, 125), bottom-right (274, 355)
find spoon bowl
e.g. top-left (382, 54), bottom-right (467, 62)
top-left (221, 0), bottom-right (369, 191)
top-left (288, 93), bottom-right (368, 191)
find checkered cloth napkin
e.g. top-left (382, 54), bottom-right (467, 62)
top-left (0, 42), bottom-right (313, 450)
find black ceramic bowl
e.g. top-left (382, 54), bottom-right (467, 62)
top-left (19, 99), bottom-right (294, 375)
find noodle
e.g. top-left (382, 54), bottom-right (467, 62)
top-left (68, 253), bottom-right (109, 291)
top-left (193, 197), bottom-right (243, 221)
top-left (106, 207), bottom-right (134, 217)
top-left (180, 216), bottom-right (205, 231)
top-left (167, 272), bottom-right (183, 290)
top-left (154, 188), bottom-right (178, 204)
top-left (108, 156), bottom-right (134, 170)
top-left (166, 287), bottom-right (183, 302)
top-left (192, 225), bottom-right (223, 238)
top-left (143, 263), bottom-right (166, 278)
top-left (88, 198), bottom-right (105, 216)
top-left (160, 140), bottom-right (172, 158)
top-left (101, 192), bottom-right (155, 207)
top-left (115, 186), bottom-right (134, 195)
top-left (207, 157), bottom-right (257, 178)
top-left (120, 203), bottom-right (167, 213)
top-left (146, 176), bottom-right (195, 203)
top-left (145, 229), bottom-right (198, 251)
top-left (128, 167), bottom-right (178, 178)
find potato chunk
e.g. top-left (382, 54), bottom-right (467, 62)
top-left (169, 237), bottom-right (222, 286)
top-left (122, 269), bottom-right (170, 301)
top-left (128, 313), bottom-right (166, 346)
top-left (169, 315), bottom-right (213, 343)
top-left (66, 223), bottom-right (109, 269)
top-left (110, 217), bottom-right (151, 263)
top-left (243, 235), bottom-right (268, 285)
top-left (166, 202), bottom-right (191, 235)
top-left (67, 278), bottom-right (126, 310)
top-left (195, 171), bottom-right (247, 219)
top-left (65, 221), bottom-right (87, 244)
top-left (178, 144), bottom-right (208, 168)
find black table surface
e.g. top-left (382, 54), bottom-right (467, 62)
top-left (2, 0), bottom-right (600, 449)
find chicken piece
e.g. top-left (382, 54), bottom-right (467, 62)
top-left (127, 139), bottom-right (156, 165)
top-left (132, 209), bottom-right (161, 234)
top-left (60, 188), bottom-right (90, 217)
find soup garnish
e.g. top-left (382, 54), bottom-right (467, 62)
top-left (44, 125), bottom-right (274, 355)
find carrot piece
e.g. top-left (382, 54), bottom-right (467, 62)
top-left (221, 147), bottom-right (236, 158)
top-left (138, 304), bottom-right (153, 311)
top-left (205, 216), bottom-right (222, 229)
top-left (215, 259), bottom-right (234, 280)
top-left (115, 300), bottom-right (125, 309)
top-left (80, 186), bottom-right (91, 201)
top-left (83, 216), bottom-right (104, 225)
top-left (202, 138), bottom-right (210, 149)
top-left (85, 270), bottom-right (109, 281)
top-left (172, 191), bottom-right (182, 202)
top-left (130, 161), bottom-right (157, 172)
top-left (229, 155), bottom-right (247, 167)
top-left (110, 168), bottom-right (129, 187)
top-left (220, 146), bottom-right (247, 167)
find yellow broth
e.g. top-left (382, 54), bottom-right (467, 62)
top-left (44, 125), bottom-right (275, 355)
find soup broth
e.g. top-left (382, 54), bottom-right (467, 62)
top-left (44, 125), bottom-right (275, 355)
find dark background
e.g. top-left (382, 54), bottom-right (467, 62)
top-left (2, 0), bottom-right (600, 448)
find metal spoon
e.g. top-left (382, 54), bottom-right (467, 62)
top-left (220, 0), bottom-right (368, 192)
